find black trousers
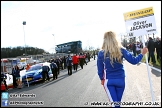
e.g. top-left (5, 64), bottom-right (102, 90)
top-left (80, 62), bottom-right (84, 69)
top-left (156, 50), bottom-right (161, 60)
top-left (12, 75), bottom-right (17, 88)
top-left (56, 64), bottom-right (60, 75)
top-left (88, 57), bottom-right (90, 62)
top-left (52, 68), bottom-right (57, 80)
top-left (42, 71), bottom-right (50, 82)
top-left (67, 66), bottom-right (72, 75)
top-left (73, 63), bottom-right (78, 71)
top-left (84, 59), bottom-right (87, 65)
top-left (148, 51), bottom-right (156, 63)
top-left (133, 50), bottom-right (136, 57)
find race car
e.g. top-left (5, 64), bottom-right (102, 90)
top-left (22, 62), bottom-right (53, 86)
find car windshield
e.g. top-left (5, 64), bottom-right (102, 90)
top-left (26, 65), bottom-right (42, 72)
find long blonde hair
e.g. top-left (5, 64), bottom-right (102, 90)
top-left (102, 31), bottom-right (123, 67)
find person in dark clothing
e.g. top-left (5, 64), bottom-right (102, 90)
top-left (50, 60), bottom-right (58, 80)
top-left (136, 41), bottom-right (141, 55)
top-left (60, 57), bottom-right (63, 70)
top-left (66, 55), bottom-right (73, 75)
top-left (79, 53), bottom-right (85, 69)
top-left (93, 51), bottom-right (96, 60)
top-left (140, 42), bottom-right (143, 48)
top-left (84, 53), bottom-right (87, 65)
top-left (11, 67), bottom-right (18, 88)
top-left (147, 37), bottom-right (156, 64)
top-left (129, 44), bottom-right (132, 52)
top-left (87, 52), bottom-right (90, 62)
top-left (63, 56), bottom-right (67, 69)
top-left (42, 65), bottom-right (50, 82)
top-left (155, 37), bottom-right (161, 61)
top-left (13, 65), bottom-right (24, 89)
top-left (132, 42), bottom-right (136, 56)
top-left (1, 72), bottom-right (8, 90)
top-left (55, 57), bottom-right (61, 75)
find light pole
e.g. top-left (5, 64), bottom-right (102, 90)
top-left (23, 21), bottom-right (27, 57)
top-left (23, 21), bottom-right (28, 66)
top-left (23, 21), bottom-right (29, 87)
top-left (52, 34), bottom-right (55, 54)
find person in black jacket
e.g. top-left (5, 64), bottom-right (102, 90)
top-left (132, 42), bottom-right (136, 56)
top-left (12, 65), bottom-right (24, 89)
top-left (1, 72), bottom-right (8, 90)
top-left (50, 60), bottom-right (58, 80)
top-left (11, 66), bottom-right (18, 88)
top-left (63, 56), bottom-right (67, 69)
top-left (147, 37), bottom-right (156, 64)
top-left (55, 57), bottom-right (61, 75)
top-left (79, 53), bottom-right (85, 69)
top-left (93, 51), bottom-right (96, 60)
top-left (14, 65), bottom-right (24, 89)
top-left (155, 37), bottom-right (161, 61)
top-left (66, 55), bottom-right (73, 75)
top-left (42, 65), bottom-right (50, 83)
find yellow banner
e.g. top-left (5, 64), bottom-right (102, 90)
top-left (123, 7), bottom-right (154, 21)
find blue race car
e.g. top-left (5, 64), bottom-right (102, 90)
top-left (22, 62), bottom-right (53, 85)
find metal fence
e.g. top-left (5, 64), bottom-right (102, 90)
top-left (1, 53), bottom-right (70, 74)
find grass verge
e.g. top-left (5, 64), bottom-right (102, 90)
top-left (141, 53), bottom-right (161, 69)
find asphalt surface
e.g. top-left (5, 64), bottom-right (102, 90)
top-left (1, 58), bottom-right (161, 107)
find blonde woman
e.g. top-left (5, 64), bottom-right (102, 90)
top-left (97, 31), bottom-right (148, 107)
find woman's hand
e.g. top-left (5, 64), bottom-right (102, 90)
top-left (101, 79), bottom-right (105, 85)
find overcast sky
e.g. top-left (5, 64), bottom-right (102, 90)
top-left (1, 1), bottom-right (161, 53)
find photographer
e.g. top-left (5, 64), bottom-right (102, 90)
top-left (1, 72), bottom-right (8, 91)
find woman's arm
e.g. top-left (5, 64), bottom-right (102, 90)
top-left (97, 51), bottom-right (104, 80)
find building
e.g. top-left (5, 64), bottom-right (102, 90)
top-left (55, 40), bottom-right (82, 54)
